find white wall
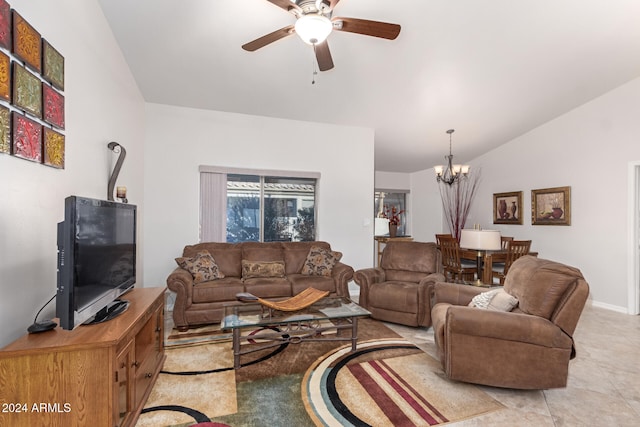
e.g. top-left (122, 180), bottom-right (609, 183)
top-left (464, 77), bottom-right (640, 311)
top-left (0, 0), bottom-right (145, 346)
top-left (409, 169), bottom-right (444, 243)
top-left (143, 103), bottom-right (375, 288)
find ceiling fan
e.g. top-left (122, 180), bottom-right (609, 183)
top-left (242, 0), bottom-right (401, 71)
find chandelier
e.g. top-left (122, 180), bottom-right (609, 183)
top-left (434, 129), bottom-right (470, 185)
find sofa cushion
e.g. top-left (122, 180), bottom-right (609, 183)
top-left (241, 260), bottom-right (286, 279)
top-left (192, 278), bottom-right (244, 303)
top-left (504, 256), bottom-right (584, 319)
top-left (241, 242), bottom-right (284, 262)
top-left (175, 251), bottom-right (225, 284)
top-left (301, 245), bottom-right (342, 276)
top-left (183, 243), bottom-right (242, 278)
top-left (282, 241), bottom-right (332, 275)
top-left (469, 289), bottom-right (519, 311)
top-left (243, 278), bottom-right (291, 298)
top-left (368, 281), bottom-right (420, 315)
top-left (288, 273), bottom-right (336, 295)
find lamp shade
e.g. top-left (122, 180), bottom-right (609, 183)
top-left (459, 229), bottom-right (501, 251)
top-left (295, 14), bottom-right (333, 45)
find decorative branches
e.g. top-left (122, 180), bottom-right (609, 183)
top-left (438, 170), bottom-right (480, 241)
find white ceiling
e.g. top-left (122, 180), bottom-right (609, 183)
top-left (97, 0), bottom-right (640, 172)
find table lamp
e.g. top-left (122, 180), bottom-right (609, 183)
top-left (459, 229), bottom-right (501, 286)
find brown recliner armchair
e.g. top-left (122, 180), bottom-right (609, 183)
top-left (354, 241), bottom-right (445, 327)
top-left (431, 256), bottom-right (589, 389)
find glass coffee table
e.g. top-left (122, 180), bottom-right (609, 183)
top-left (221, 296), bottom-right (371, 369)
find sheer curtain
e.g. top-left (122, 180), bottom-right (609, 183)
top-left (199, 172), bottom-right (227, 242)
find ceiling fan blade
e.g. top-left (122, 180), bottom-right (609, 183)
top-left (266, 0), bottom-right (301, 14)
top-left (314, 41), bottom-right (334, 71)
top-left (333, 17), bottom-right (401, 40)
top-left (242, 25), bottom-right (295, 51)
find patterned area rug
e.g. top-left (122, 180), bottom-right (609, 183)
top-left (137, 319), bottom-right (502, 426)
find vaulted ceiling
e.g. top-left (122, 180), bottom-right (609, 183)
top-left (97, 0), bottom-right (640, 172)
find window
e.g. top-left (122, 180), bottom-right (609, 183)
top-left (374, 191), bottom-right (407, 236)
top-left (200, 167), bottom-right (319, 243)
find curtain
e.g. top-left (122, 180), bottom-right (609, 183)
top-left (199, 172), bottom-right (227, 242)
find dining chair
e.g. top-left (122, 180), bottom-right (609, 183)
top-left (435, 233), bottom-right (453, 246)
top-left (439, 236), bottom-right (476, 283)
top-left (492, 240), bottom-right (532, 285)
top-left (500, 236), bottom-right (514, 250)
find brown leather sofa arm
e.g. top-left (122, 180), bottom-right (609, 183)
top-left (419, 272), bottom-right (446, 286)
top-left (353, 267), bottom-right (386, 287)
top-left (432, 282), bottom-right (484, 306)
top-left (445, 306), bottom-right (573, 349)
top-left (332, 261), bottom-right (355, 297)
top-left (166, 267), bottom-right (194, 328)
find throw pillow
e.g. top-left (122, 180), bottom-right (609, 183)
top-left (241, 260), bottom-right (286, 279)
top-left (175, 250), bottom-right (224, 284)
top-left (469, 289), bottom-right (519, 312)
top-left (301, 246), bottom-right (342, 277)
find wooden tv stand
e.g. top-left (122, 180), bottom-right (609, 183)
top-left (0, 287), bottom-right (166, 427)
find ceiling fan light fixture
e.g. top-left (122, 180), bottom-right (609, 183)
top-left (295, 14), bottom-right (332, 45)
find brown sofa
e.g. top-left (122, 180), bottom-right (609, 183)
top-left (431, 255), bottom-right (589, 389)
top-left (167, 241), bottom-right (354, 331)
top-left (353, 241), bottom-right (445, 327)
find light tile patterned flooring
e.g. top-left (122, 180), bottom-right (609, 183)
top-left (385, 303), bottom-right (640, 426)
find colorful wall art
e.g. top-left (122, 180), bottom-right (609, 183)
top-left (0, 0), bottom-right (65, 168)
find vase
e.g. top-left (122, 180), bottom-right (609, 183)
top-left (389, 224), bottom-right (398, 238)
top-left (551, 207), bottom-right (563, 219)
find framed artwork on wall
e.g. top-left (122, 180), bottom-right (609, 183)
top-left (12, 112), bottom-right (43, 163)
top-left (0, 50), bottom-right (9, 101)
top-left (43, 127), bottom-right (65, 169)
top-left (43, 39), bottom-right (65, 90)
top-left (493, 191), bottom-right (523, 224)
top-left (0, 0), bottom-right (10, 51)
top-left (0, 104), bottom-right (9, 154)
top-left (12, 10), bottom-right (42, 72)
top-left (43, 85), bottom-right (65, 129)
top-left (531, 186), bottom-right (571, 225)
top-left (12, 62), bottom-right (42, 118)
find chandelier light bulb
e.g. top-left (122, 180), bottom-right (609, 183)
top-left (295, 14), bottom-right (333, 45)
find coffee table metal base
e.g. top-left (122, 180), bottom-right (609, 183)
top-left (232, 317), bottom-right (359, 369)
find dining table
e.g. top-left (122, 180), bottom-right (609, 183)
top-left (458, 248), bottom-right (538, 285)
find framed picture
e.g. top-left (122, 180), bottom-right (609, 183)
top-left (43, 39), bottom-right (65, 90)
top-left (0, 50), bottom-right (9, 101)
top-left (12, 62), bottom-right (42, 119)
top-left (12, 10), bottom-right (42, 72)
top-left (531, 186), bottom-right (571, 225)
top-left (43, 85), bottom-right (65, 129)
top-left (0, 104), bottom-right (9, 154)
top-left (12, 112), bottom-right (43, 163)
top-left (493, 191), bottom-right (523, 224)
top-left (0, 0), bottom-right (10, 51)
top-left (43, 127), bottom-right (65, 169)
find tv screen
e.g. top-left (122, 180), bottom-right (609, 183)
top-left (56, 196), bottom-right (136, 330)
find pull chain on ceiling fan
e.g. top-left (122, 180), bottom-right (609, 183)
top-left (242, 0), bottom-right (401, 72)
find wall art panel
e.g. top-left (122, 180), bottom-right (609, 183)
top-left (12, 62), bottom-right (42, 118)
top-left (43, 84), bottom-right (64, 129)
top-left (43, 126), bottom-right (64, 168)
top-left (12, 10), bottom-right (41, 72)
top-left (0, 0), bottom-right (10, 50)
top-left (43, 39), bottom-right (64, 90)
top-left (0, 104), bottom-right (9, 154)
top-left (12, 112), bottom-right (42, 163)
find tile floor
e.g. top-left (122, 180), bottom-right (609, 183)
top-left (385, 303), bottom-right (640, 426)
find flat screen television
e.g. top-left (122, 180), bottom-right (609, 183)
top-left (56, 196), bottom-right (137, 330)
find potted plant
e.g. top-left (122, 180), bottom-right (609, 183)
top-left (381, 204), bottom-right (404, 237)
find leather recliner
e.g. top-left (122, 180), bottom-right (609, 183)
top-left (354, 241), bottom-right (445, 327)
top-left (431, 255), bottom-right (589, 389)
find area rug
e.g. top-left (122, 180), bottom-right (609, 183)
top-left (137, 319), bottom-right (502, 426)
